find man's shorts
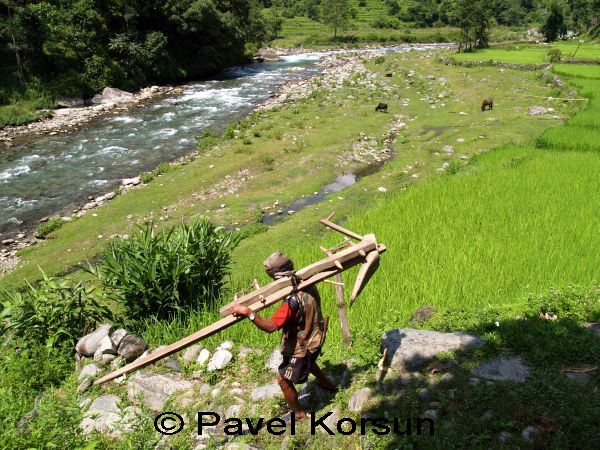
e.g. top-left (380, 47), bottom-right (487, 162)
top-left (278, 350), bottom-right (320, 384)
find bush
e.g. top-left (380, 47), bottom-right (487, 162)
top-left (197, 130), bottom-right (219, 152)
top-left (373, 56), bottom-right (386, 65)
top-left (546, 48), bottom-right (562, 63)
top-left (92, 220), bottom-right (241, 323)
top-left (36, 217), bottom-right (65, 239)
top-left (0, 271), bottom-right (112, 348)
top-left (372, 17), bottom-right (402, 29)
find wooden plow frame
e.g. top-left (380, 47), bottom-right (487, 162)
top-left (95, 212), bottom-right (385, 385)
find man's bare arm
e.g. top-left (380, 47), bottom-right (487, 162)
top-left (230, 305), bottom-right (278, 333)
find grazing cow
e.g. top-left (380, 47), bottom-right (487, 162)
top-left (385, 73), bottom-right (393, 77)
top-left (375, 102), bottom-right (388, 112)
top-left (481, 98), bottom-right (493, 111)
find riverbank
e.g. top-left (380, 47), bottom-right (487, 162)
top-left (0, 44), bottom-right (453, 275)
top-left (0, 46), bottom-right (574, 286)
top-left (0, 85), bottom-right (176, 149)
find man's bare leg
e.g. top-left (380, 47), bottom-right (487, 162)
top-left (277, 374), bottom-right (308, 419)
top-left (310, 363), bottom-right (337, 392)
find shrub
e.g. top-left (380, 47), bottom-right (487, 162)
top-left (91, 220), bottom-right (241, 323)
top-left (546, 48), bottom-right (562, 63)
top-left (153, 162), bottom-right (172, 176)
top-left (262, 154), bottom-right (276, 170)
top-left (372, 17), bottom-right (402, 29)
top-left (36, 217), bottom-right (65, 239)
top-left (198, 130), bottom-right (219, 152)
top-left (0, 271), bottom-right (112, 348)
top-left (140, 172), bottom-right (154, 184)
top-left (373, 56), bottom-right (386, 64)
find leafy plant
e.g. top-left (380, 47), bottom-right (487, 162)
top-left (546, 48), bottom-right (562, 63)
top-left (373, 56), bottom-right (386, 64)
top-left (90, 219), bottom-right (241, 324)
top-left (0, 271), bottom-right (112, 348)
top-left (36, 217), bottom-right (65, 239)
top-left (197, 130), bottom-right (219, 152)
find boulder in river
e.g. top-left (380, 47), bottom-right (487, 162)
top-left (92, 87), bottom-right (136, 105)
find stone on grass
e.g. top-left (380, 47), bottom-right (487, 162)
top-left (251, 383), bottom-right (282, 401)
top-left (93, 336), bottom-right (117, 362)
top-left (75, 324), bottom-right (112, 357)
top-left (266, 348), bottom-right (283, 372)
top-left (80, 395), bottom-right (122, 436)
top-left (471, 356), bottom-right (529, 383)
top-left (118, 334), bottom-right (148, 362)
top-left (127, 372), bottom-right (193, 411)
top-left (77, 378), bottom-right (93, 393)
top-left (499, 431), bottom-right (512, 443)
top-left (197, 349), bottom-right (211, 365)
top-left (381, 328), bottom-right (484, 370)
top-left (527, 106), bottom-right (551, 116)
top-left (417, 388), bottom-right (429, 400)
top-left (348, 387), bottom-right (372, 413)
top-left (565, 372), bottom-right (591, 383)
top-left (207, 349), bottom-right (232, 371)
top-left (522, 426), bottom-right (538, 442)
top-left (166, 358), bottom-right (182, 372)
top-left (440, 373), bottom-right (454, 384)
top-left (109, 328), bottom-right (128, 348)
top-left (78, 363), bottom-right (101, 381)
top-left (421, 409), bottom-right (438, 420)
top-left (320, 408), bottom-right (341, 435)
top-left (182, 345), bottom-right (203, 365)
top-left (218, 341), bottom-right (234, 351)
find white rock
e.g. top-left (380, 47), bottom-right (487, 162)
top-left (217, 341), bottom-right (234, 351)
top-left (197, 349), bottom-right (211, 365)
top-left (75, 324), bottom-right (112, 357)
top-left (183, 344), bottom-right (203, 365)
top-left (378, 186), bottom-right (387, 193)
top-left (207, 349), bottom-right (232, 371)
top-left (127, 372), bottom-right (193, 411)
top-left (78, 363), bottom-right (101, 381)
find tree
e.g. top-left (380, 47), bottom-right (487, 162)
top-left (457, 0), bottom-right (492, 51)
top-left (321, 0), bottom-right (350, 39)
top-left (541, 0), bottom-right (567, 42)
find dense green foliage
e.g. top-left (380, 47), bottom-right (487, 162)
top-left (0, 271), bottom-right (112, 348)
top-left (542, 0), bottom-right (568, 41)
top-left (0, 0), bottom-right (276, 127)
top-left (91, 219), bottom-right (241, 324)
top-left (35, 216), bottom-right (65, 238)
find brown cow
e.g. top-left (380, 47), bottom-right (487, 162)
top-left (481, 98), bottom-right (493, 111)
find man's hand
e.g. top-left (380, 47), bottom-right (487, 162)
top-left (230, 305), bottom-right (253, 318)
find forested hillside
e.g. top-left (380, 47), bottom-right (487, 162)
top-left (0, 0), bottom-right (274, 122)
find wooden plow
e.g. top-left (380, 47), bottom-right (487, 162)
top-left (95, 212), bottom-right (385, 385)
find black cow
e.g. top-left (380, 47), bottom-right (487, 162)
top-left (375, 102), bottom-right (388, 112)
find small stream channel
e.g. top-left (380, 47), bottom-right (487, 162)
top-left (0, 44), bottom-right (451, 238)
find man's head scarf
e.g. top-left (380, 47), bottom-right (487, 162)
top-left (264, 251), bottom-right (294, 278)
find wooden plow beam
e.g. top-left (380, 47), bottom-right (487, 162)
top-left (94, 213), bottom-right (385, 386)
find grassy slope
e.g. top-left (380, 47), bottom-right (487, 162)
top-left (2, 48), bottom-right (600, 449)
top-left (269, 0), bottom-right (525, 48)
top-left (451, 42), bottom-right (600, 64)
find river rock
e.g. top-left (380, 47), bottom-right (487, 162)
top-left (117, 334), bottom-right (148, 362)
top-left (250, 383), bottom-right (282, 401)
top-left (78, 363), bottom-right (101, 381)
top-left (527, 106), bottom-right (551, 116)
top-left (381, 328), bottom-right (485, 370)
top-left (182, 344), bottom-right (203, 365)
top-left (92, 87), bottom-right (135, 105)
top-left (348, 387), bottom-right (372, 413)
top-left (109, 328), bottom-right (128, 348)
top-left (218, 341), bottom-right (234, 351)
top-left (197, 348), bottom-right (211, 365)
top-left (56, 96), bottom-right (85, 108)
top-left (121, 176), bottom-right (141, 186)
top-left (96, 191), bottom-right (116, 203)
top-left (80, 395), bottom-right (121, 436)
top-left (127, 372), bottom-right (193, 411)
top-left (207, 349), bottom-right (233, 371)
top-left (471, 356), bottom-right (529, 383)
top-left (76, 324), bottom-right (112, 357)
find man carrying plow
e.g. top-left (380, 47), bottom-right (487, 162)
top-left (231, 251), bottom-right (337, 420)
